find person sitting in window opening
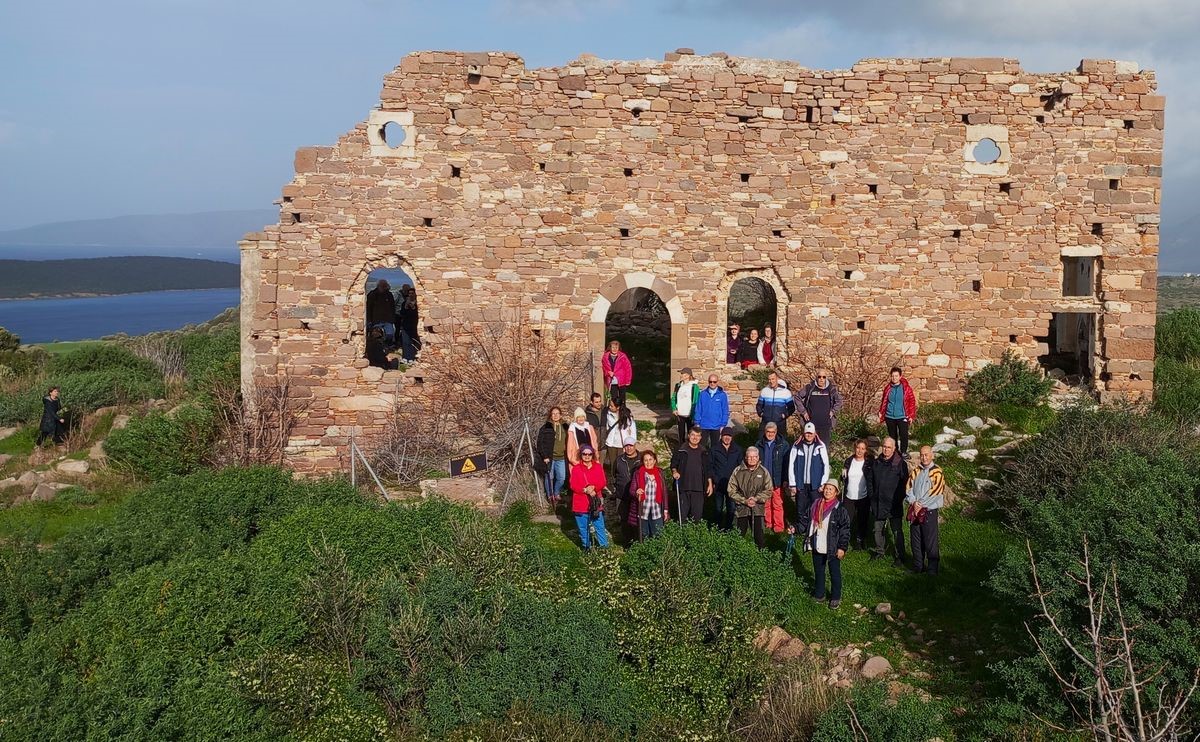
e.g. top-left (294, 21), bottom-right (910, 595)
top-left (566, 407), bottom-right (599, 466)
top-left (738, 327), bottom-right (762, 369)
top-left (37, 386), bottom-right (66, 446)
top-left (602, 340), bottom-right (633, 407)
top-left (366, 279), bottom-right (397, 347)
top-left (535, 406), bottom-right (569, 505)
top-left (726, 324), bottom-right (742, 365)
top-left (603, 400), bottom-right (637, 470)
top-left (760, 325), bottom-right (776, 365)
top-left (365, 327), bottom-right (398, 370)
top-left (569, 445), bottom-right (610, 551)
top-left (396, 284), bottom-right (420, 362)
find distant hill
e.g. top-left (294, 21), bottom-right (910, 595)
top-left (0, 257), bottom-right (239, 299)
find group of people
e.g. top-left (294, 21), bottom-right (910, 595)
top-left (727, 323), bottom-right (778, 369)
top-left (365, 279), bottom-right (421, 369)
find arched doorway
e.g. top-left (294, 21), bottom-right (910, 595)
top-left (604, 287), bottom-right (671, 406)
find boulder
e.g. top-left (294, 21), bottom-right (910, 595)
top-left (771, 637), bottom-right (809, 662)
top-left (932, 443), bottom-right (954, 454)
top-left (0, 427), bottom-right (16, 441)
top-left (934, 433), bottom-right (956, 444)
top-left (0, 477), bottom-right (17, 491)
top-left (974, 478), bottom-right (998, 491)
top-left (16, 470), bottom-right (42, 490)
top-left (941, 426), bottom-right (964, 436)
top-left (112, 414), bottom-right (131, 431)
top-left (985, 417), bottom-right (1001, 427)
top-left (754, 626), bottom-right (792, 656)
top-left (56, 459), bottom-right (90, 475)
top-left (860, 655), bottom-right (892, 679)
top-left (0, 454), bottom-right (11, 468)
top-left (964, 416), bottom-right (986, 430)
top-left (887, 680), bottom-right (932, 703)
top-left (88, 442), bottom-right (107, 462)
top-left (957, 449), bottom-right (978, 461)
top-left (31, 482), bottom-right (71, 502)
top-left (990, 439), bottom-right (1022, 455)
top-left (874, 602), bottom-right (892, 615)
top-left (956, 435), bottom-right (976, 447)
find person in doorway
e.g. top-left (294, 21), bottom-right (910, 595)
top-left (37, 386), bottom-right (66, 446)
top-left (841, 439), bottom-right (875, 551)
top-left (396, 284), bottom-right (420, 361)
top-left (760, 325), bottom-right (776, 365)
top-left (612, 436), bottom-right (643, 540)
top-left (870, 436), bottom-right (909, 567)
top-left (670, 426), bottom-right (712, 524)
top-left (878, 367), bottom-right (918, 457)
top-left (728, 446), bottom-right (773, 548)
top-left (603, 400), bottom-right (636, 470)
top-left (710, 426), bottom-right (744, 530)
top-left (737, 328), bottom-right (762, 369)
top-left (797, 369), bottom-right (844, 445)
top-left (788, 422), bottom-right (830, 524)
top-left (566, 407), bottom-right (599, 466)
top-left (569, 445), bottom-right (610, 551)
top-left (800, 481), bottom-right (850, 609)
top-left (726, 324), bottom-right (742, 365)
top-left (535, 406), bottom-right (569, 505)
top-left (632, 449), bottom-right (669, 540)
top-left (693, 373), bottom-right (730, 451)
top-left (756, 370), bottom-right (795, 432)
top-left (365, 327), bottom-right (399, 370)
top-left (756, 421), bottom-right (790, 533)
top-left (366, 279), bottom-right (397, 347)
top-left (670, 367), bottom-right (700, 447)
top-left (602, 340), bottom-right (633, 407)
top-left (905, 445), bottom-right (945, 575)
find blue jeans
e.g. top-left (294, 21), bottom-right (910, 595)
top-left (368, 322), bottom-right (395, 345)
top-left (575, 513), bottom-right (610, 550)
top-left (812, 549), bottom-right (842, 601)
top-left (640, 516), bottom-right (664, 540)
top-left (399, 327), bottom-right (417, 361)
top-left (546, 459), bottom-right (567, 499)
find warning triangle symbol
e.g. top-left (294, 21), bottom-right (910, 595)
top-left (460, 457), bottom-right (477, 473)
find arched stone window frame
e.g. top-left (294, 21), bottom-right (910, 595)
top-left (588, 272), bottom-right (687, 393)
top-left (347, 255), bottom-right (423, 369)
top-left (717, 267), bottom-right (790, 365)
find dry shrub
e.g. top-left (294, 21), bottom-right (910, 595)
top-left (371, 393), bottom-right (460, 487)
top-left (210, 371), bottom-right (308, 466)
top-left (783, 329), bottom-right (900, 430)
top-left (734, 660), bottom-right (843, 741)
top-left (123, 335), bottom-right (186, 380)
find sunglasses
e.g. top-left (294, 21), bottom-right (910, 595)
top-left (708, 379), bottom-right (718, 384)
top-left (817, 375), bottom-right (827, 379)
top-left (582, 452), bottom-right (594, 456)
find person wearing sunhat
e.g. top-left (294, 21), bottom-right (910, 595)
top-left (788, 421), bottom-right (830, 527)
top-left (798, 480), bottom-right (850, 609)
top-left (569, 444), bottom-right (610, 551)
top-left (566, 407), bottom-right (599, 466)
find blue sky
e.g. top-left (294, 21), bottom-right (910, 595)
top-left (1, 0), bottom-right (1196, 243)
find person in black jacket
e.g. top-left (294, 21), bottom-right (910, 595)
top-left (801, 480), bottom-right (850, 609)
top-left (841, 440), bottom-right (875, 551)
top-left (395, 284), bottom-right (420, 361)
top-left (534, 407), bottom-right (569, 504)
top-left (584, 392), bottom-right (606, 455)
top-left (611, 436), bottom-right (642, 541)
top-left (365, 327), bottom-right (399, 370)
top-left (756, 421), bottom-right (790, 533)
top-left (709, 427), bottom-right (743, 530)
top-left (670, 426), bottom-right (712, 523)
top-left (37, 386), bottom-right (65, 446)
top-left (366, 279), bottom-right (397, 346)
top-left (868, 437), bottom-right (909, 566)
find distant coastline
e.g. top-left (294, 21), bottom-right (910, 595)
top-left (0, 256), bottom-right (238, 300)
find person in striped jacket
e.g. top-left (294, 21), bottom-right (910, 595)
top-left (904, 446), bottom-right (945, 575)
top-left (756, 371), bottom-right (795, 431)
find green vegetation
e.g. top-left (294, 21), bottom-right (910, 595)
top-left (965, 348), bottom-right (1054, 406)
top-left (0, 256), bottom-right (238, 299)
top-left (1158, 274), bottom-right (1200, 313)
top-left (1154, 307), bottom-right (1200, 425)
top-left (34, 340), bottom-right (106, 356)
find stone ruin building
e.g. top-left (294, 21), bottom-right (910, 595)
top-left (240, 49), bottom-right (1164, 474)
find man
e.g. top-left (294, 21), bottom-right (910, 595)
top-left (728, 446), bottom-right (773, 548)
top-left (693, 373), bottom-right (730, 451)
top-left (726, 324), bottom-right (742, 365)
top-left (878, 366), bottom-right (918, 457)
top-left (756, 421), bottom-right (790, 533)
top-left (905, 445), bottom-right (945, 575)
top-left (710, 426), bottom-right (744, 530)
top-left (788, 422), bottom-right (830, 523)
top-left (670, 367), bottom-right (700, 448)
top-left (869, 436), bottom-right (909, 567)
top-left (756, 371), bottom-right (796, 431)
top-left (585, 392), bottom-right (606, 454)
top-left (797, 368), bottom-right (844, 445)
top-left (602, 340), bottom-right (633, 407)
top-left (37, 386), bottom-right (66, 446)
top-left (611, 436), bottom-right (643, 540)
top-left (670, 426), bottom-right (712, 524)
top-left (366, 279), bottom-right (397, 347)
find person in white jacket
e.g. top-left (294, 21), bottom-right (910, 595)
top-left (604, 402), bottom-right (637, 470)
top-left (787, 422), bottom-right (830, 528)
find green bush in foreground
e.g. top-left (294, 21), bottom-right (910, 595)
top-left (965, 348), bottom-right (1054, 406)
top-left (812, 682), bottom-right (953, 742)
top-left (104, 405), bottom-right (218, 479)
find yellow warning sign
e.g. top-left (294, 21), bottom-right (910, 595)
top-left (450, 453), bottom-right (488, 477)
top-left (459, 457), bottom-right (476, 473)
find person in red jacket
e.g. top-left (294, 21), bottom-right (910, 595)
top-left (569, 445), bottom-right (610, 551)
top-left (877, 367), bottom-right (918, 457)
top-left (602, 340), bottom-right (634, 407)
top-left (632, 449), bottom-right (670, 540)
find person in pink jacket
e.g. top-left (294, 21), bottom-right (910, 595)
top-left (569, 445), bottom-right (610, 551)
top-left (602, 340), bottom-right (634, 407)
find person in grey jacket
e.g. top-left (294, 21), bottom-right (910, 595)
top-left (797, 369), bottom-right (844, 445)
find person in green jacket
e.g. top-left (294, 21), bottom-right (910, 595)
top-left (670, 367), bottom-right (700, 449)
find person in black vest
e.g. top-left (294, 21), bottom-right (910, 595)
top-left (841, 439), bottom-right (875, 551)
top-left (709, 426), bottom-right (743, 530)
top-left (37, 386), bottom-right (66, 446)
top-left (869, 436), bottom-right (909, 567)
top-left (670, 426), bottom-right (712, 524)
top-left (395, 284), bottom-right (420, 361)
top-left (611, 436), bottom-right (643, 541)
top-left (366, 279), bottom-right (397, 347)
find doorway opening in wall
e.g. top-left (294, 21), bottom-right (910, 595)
top-left (1061, 256), bottom-right (1098, 297)
top-left (1036, 312), bottom-right (1096, 387)
top-left (604, 287), bottom-right (671, 409)
top-left (727, 277), bottom-right (779, 367)
top-left (364, 267), bottom-right (417, 368)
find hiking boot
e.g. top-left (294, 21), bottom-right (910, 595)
top-left (869, 553), bottom-right (882, 562)
top-left (891, 558), bottom-right (905, 568)
top-left (829, 600), bottom-right (841, 610)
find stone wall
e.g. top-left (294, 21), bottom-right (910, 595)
top-left (241, 49), bottom-right (1163, 474)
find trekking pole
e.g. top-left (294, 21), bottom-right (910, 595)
top-left (674, 477), bottom-right (683, 525)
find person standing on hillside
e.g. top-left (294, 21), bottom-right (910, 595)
top-left (710, 427), bottom-right (744, 531)
top-left (566, 407), bottom-right (599, 466)
top-left (841, 439), bottom-right (874, 551)
top-left (670, 426), bottom-right (712, 524)
top-left (788, 422), bottom-right (830, 524)
top-left (801, 481), bottom-right (850, 609)
top-left (585, 393), bottom-right (606, 457)
top-left (905, 445), bottom-right (945, 575)
top-left (878, 367), bottom-right (918, 458)
top-left (728, 446), bottom-right (773, 548)
top-left (37, 386), bottom-right (66, 446)
top-left (693, 374), bottom-right (730, 451)
top-left (612, 436), bottom-right (643, 540)
top-left (396, 284), bottom-right (420, 361)
top-left (797, 369), bottom-right (844, 445)
top-left (632, 450), bottom-right (669, 540)
top-left (569, 445), bottom-right (610, 551)
top-left (366, 279), bottom-right (397, 347)
top-left (870, 436), bottom-right (909, 567)
top-left (756, 371), bottom-right (795, 432)
top-left (603, 400), bottom-right (636, 470)
top-left (535, 406), bottom-right (569, 505)
top-left (756, 421), bottom-right (790, 533)
top-left (670, 367), bottom-right (700, 448)
top-left (602, 340), bottom-right (633, 407)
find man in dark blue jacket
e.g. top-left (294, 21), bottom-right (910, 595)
top-left (709, 427), bottom-right (743, 530)
top-left (756, 421), bottom-right (790, 533)
top-left (756, 371), bottom-right (795, 430)
top-left (788, 422), bottom-right (830, 524)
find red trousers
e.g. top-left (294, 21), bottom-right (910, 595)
top-left (763, 487), bottom-right (785, 533)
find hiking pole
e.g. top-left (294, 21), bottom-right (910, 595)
top-left (673, 477), bottom-right (683, 525)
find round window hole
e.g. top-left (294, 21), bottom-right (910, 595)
top-left (381, 121), bottom-right (407, 148)
top-left (972, 138), bottom-right (1001, 164)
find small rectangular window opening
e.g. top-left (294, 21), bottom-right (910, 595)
top-left (1000, 182), bottom-right (1011, 194)
top-left (1061, 256), bottom-right (1097, 297)
top-left (451, 165), bottom-right (461, 178)
top-left (624, 167), bottom-right (634, 177)
top-left (619, 227), bottom-right (630, 238)
top-left (531, 328), bottom-right (543, 337)
top-left (972, 280), bottom-right (982, 292)
top-left (1036, 115), bottom-right (1046, 124)
top-left (538, 162), bottom-right (546, 171)
top-left (423, 217), bottom-right (434, 227)
top-left (1009, 334), bottom-right (1018, 343)
top-left (290, 212), bottom-right (302, 224)
top-left (467, 71), bottom-right (481, 85)
top-left (868, 183), bottom-right (878, 197)
top-left (282, 196), bottom-right (293, 203)
top-left (856, 320), bottom-right (866, 330)
top-left (1091, 222), bottom-right (1103, 236)
top-left (961, 113), bottom-right (970, 124)
top-left (772, 229), bottom-right (783, 238)
top-left (805, 105), bottom-right (816, 123)
top-left (738, 115), bottom-right (751, 123)
top-left (740, 172), bottom-right (750, 183)
top-left (1123, 119), bottom-right (1134, 130)
top-left (413, 376), bottom-right (425, 385)
top-left (952, 229), bottom-right (962, 239)
top-left (830, 194), bottom-right (837, 206)
top-left (843, 270), bottom-right (853, 280)
top-left (1109, 179), bottom-right (1119, 190)
top-left (631, 107), bottom-right (643, 119)
top-left (1130, 373), bottom-right (1142, 381)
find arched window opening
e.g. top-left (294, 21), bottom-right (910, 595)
top-left (364, 267), bottom-right (417, 369)
top-left (727, 277), bottom-right (778, 367)
top-left (604, 287), bottom-right (671, 407)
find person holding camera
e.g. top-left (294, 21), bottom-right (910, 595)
top-left (569, 445), bottom-right (610, 551)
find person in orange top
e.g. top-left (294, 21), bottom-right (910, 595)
top-left (569, 445), bottom-right (610, 551)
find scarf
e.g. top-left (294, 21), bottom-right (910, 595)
top-left (811, 496), bottom-right (837, 527)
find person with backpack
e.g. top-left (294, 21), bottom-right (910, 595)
top-left (534, 406), bottom-right (569, 504)
top-left (670, 367), bottom-right (700, 448)
top-left (632, 449), bottom-right (669, 539)
top-left (601, 340), bottom-right (633, 407)
top-left (797, 369), bottom-right (844, 445)
top-left (569, 445), bottom-right (610, 551)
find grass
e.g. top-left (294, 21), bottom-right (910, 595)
top-left (31, 340), bottom-right (107, 356)
top-left (0, 471), bottom-right (135, 543)
top-left (0, 427), bottom-right (36, 458)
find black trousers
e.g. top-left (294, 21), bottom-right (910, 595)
top-left (675, 414), bottom-right (691, 448)
top-left (886, 418), bottom-right (910, 456)
top-left (843, 498), bottom-right (872, 548)
top-left (738, 515), bottom-right (765, 548)
top-left (873, 516), bottom-right (906, 561)
top-left (678, 489), bottom-right (705, 524)
top-left (609, 383), bottom-right (626, 407)
top-left (703, 428), bottom-right (722, 452)
top-left (793, 484), bottom-right (820, 525)
top-left (910, 509), bottom-right (940, 574)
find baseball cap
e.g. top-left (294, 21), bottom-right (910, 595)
top-left (720, 426), bottom-right (734, 437)
top-left (678, 366), bottom-right (693, 375)
top-left (803, 422), bottom-right (816, 434)
top-left (622, 436), bottom-right (637, 446)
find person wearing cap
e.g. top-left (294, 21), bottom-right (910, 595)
top-left (670, 367), bottom-right (700, 447)
top-left (612, 435), bottom-right (643, 540)
top-left (569, 445), bottom-right (610, 551)
top-left (788, 421), bottom-right (830, 525)
top-left (797, 480), bottom-right (850, 609)
top-left (693, 373), bottom-right (730, 451)
top-left (534, 406), bottom-right (570, 504)
top-left (756, 371), bottom-right (795, 431)
top-left (905, 445), bottom-right (945, 575)
top-left (670, 426), bottom-right (712, 524)
top-left (710, 426), bottom-right (744, 530)
top-left (728, 446), bottom-right (772, 548)
top-left (797, 368), bottom-right (844, 446)
top-left (603, 400), bottom-right (636, 470)
top-left (632, 449), bottom-right (669, 539)
top-left (756, 421), bottom-right (790, 533)
top-left (601, 340), bottom-right (634, 407)
top-left (566, 407), bottom-right (599, 466)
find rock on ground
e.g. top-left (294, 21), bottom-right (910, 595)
top-left (56, 459), bottom-right (90, 475)
top-left (956, 435), bottom-right (976, 447)
top-left (754, 625), bottom-right (792, 656)
top-left (956, 449), bottom-right (978, 461)
top-left (0, 454), bottom-right (11, 468)
top-left (941, 426), bottom-right (964, 436)
top-left (964, 416), bottom-right (987, 430)
top-left (860, 655), bottom-right (892, 679)
top-left (16, 470), bottom-right (42, 491)
top-left (874, 602), bottom-right (892, 615)
top-left (934, 433), bottom-right (956, 444)
top-left (771, 637), bottom-right (809, 662)
top-left (932, 443), bottom-right (954, 454)
top-left (112, 415), bottom-right (131, 431)
top-left (0, 427), bottom-right (16, 441)
top-left (31, 482), bottom-right (71, 502)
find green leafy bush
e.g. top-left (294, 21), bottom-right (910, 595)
top-left (1155, 308), bottom-right (1200, 363)
top-left (1154, 308), bottom-right (1200, 424)
top-left (46, 342), bottom-right (160, 377)
top-left (0, 367), bottom-right (166, 426)
top-left (0, 326), bottom-right (18, 353)
top-left (104, 405), bottom-right (218, 479)
top-left (812, 682), bottom-right (953, 742)
top-left (965, 348), bottom-right (1053, 406)
top-left (182, 325), bottom-right (239, 392)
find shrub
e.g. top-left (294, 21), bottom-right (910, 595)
top-left (1155, 307), bottom-right (1200, 363)
top-left (965, 348), bottom-right (1053, 406)
top-left (104, 405), bottom-right (218, 479)
top-left (47, 342), bottom-right (160, 377)
top-left (182, 325), bottom-right (240, 392)
top-left (0, 326), bottom-right (18, 353)
top-left (0, 366), bottom-right (166, 426)
top-left (1154, 357), bottom-right (1200, 425)
top-left (812, 682), bottom-right (953, 742)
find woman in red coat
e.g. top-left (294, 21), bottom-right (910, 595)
top-left (569, 445), bottom-right (610, 551)
top-left (632, 450), bottom-right (669, 540)
top-left (877, 367), bottom-right (918, 457)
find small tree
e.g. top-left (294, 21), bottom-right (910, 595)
top-left (966, 348), bottom-right (1054, 406)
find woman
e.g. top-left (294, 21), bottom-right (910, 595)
top-left (569, 445), bottom-right (610, 551)
top-left (365, 327), bottom-right (398, 370)
top-left (726, 324), bottom-right (742, 365)
top-left (632, 449), bottom-right (669, 540)
top-left (601, 340), bottom-right (633, 407)
top-left (535, 406), bottom-right (569, 504)
top-left (671, 367), bottom-right (700, 447)
top-left (804, 481), bottom-right (850, 609)
top-left (738, 328), bottom-right (762, 369)
top-left (396, 285), bottom-right (420, 362)
top-left (603, 401), bottom-right (636, 469)
top-left (841, 439), bottom-right (875, 551)
top-left (760, 326), bottom-right (776, 365)
top-left (565, 407), bottom-right (599, 465)
top-left (37, 386), bottom-right (65, 446)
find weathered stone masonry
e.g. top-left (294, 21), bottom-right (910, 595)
top-left (241, 50), bottom-right (1163, 474)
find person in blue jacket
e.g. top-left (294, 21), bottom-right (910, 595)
top-left (787, 422), bottom-right (830, 527)
top-left (756, 370), bottom-right (795, 430)
top-left (693, 372), bottom-right (730, 451)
